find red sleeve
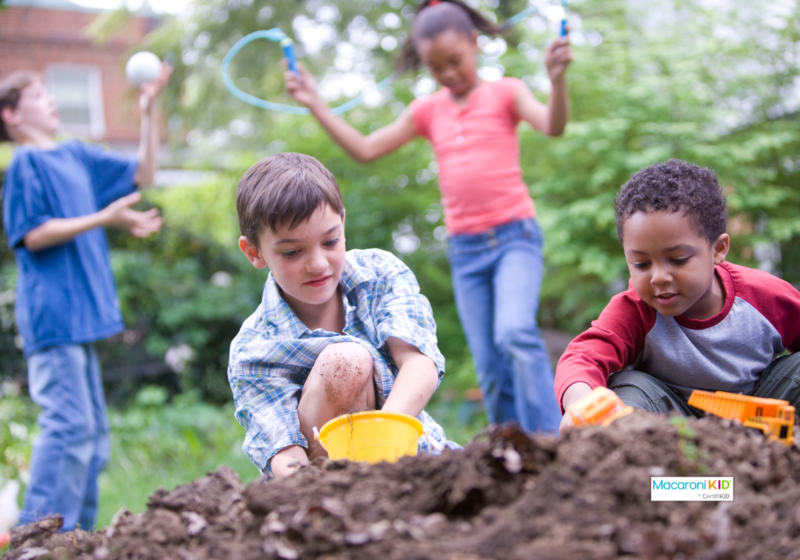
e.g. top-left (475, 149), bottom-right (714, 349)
top-left (724, 262), bottom-right (800, 353)
top-left (554, 284), bottom-right (656, 411)
top-left (409, 97), bottom-right (431, 139)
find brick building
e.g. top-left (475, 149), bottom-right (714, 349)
top-left (0, 0), bottom-right (159, 149)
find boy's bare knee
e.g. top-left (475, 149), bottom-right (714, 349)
top-left (314, 343), bottom-right (373, 404)
top-left (318, 343), bottom-right (372, 377)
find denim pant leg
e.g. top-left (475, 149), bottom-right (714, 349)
top-left (78, 345), bottom-right (110, 530)
top-left (20, 344), bottom-right (109, 531)
top-left (492, 224), bottom-right (561, 432)
top-left (450, 219), bottom-right (560, 432)
top-left (451, 238), bottom-right (516, 426)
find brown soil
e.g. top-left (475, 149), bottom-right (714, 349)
top-left (7, 412), bottom-right (800, 560)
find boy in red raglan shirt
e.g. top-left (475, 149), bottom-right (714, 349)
top-left (556, 159), bottom-right (800, 430)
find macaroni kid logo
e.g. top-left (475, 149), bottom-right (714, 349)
top-left (651, 477), bottom-right (734, 501)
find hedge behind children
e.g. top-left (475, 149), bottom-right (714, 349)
top-left (0, 66), bottom-right (170, 530)
top-left (284, 0), bottom-right (573, 432)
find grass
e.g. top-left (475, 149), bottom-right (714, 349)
top-left (426, 396), bottom-right (489, 446)
top-left (96, 388), bottom-right (259, 528)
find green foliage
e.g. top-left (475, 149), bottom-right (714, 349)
top-left (140, 0), bottom-right (800, 343)
top-left (0, 384), bottom-right (259, 527)
top-left (0, 383), bottom-right (37, 491)
top-left (669, 416), bottom-right (710, 474)
top-left (0, 260), bottom-right (25, 381)
top-left (513, 0), bottom-right (800, 329)
top-left (97, 386), bottom-right (258, 527)
top-left (669, 416), bottom-right (696, 440)
top-left (426, 396), bottom-right (489, 445)
top-left (86, 8), bottom-right (133, 46)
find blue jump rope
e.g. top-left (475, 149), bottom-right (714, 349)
top-left (221, 0), bottom-right (569, 115)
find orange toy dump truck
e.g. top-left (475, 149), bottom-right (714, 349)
top-left (567, 387), bottom-right (634, 428)
top-left (688, 390), bottom-right (795, 446)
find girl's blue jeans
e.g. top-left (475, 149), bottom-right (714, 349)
top-left (448, 218), bottom-right (561, 432)
top-left (19, 343), bottom-right (109, 531)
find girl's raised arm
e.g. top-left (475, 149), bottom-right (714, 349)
top-left (285, 64), bottom-right (416, 163)
top-left (513, 36), bottom-right (572, 137)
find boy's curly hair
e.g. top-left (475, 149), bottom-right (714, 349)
top-left (615, 159), bottom-right (727, 245)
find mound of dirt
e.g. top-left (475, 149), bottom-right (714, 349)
top-left (7, 412), bottom-right (800, 560)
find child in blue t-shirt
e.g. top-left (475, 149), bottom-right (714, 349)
top-left (0, 66), bottom-right (171, 531)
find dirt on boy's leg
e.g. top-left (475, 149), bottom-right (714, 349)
top-left (298, 342), bottom-right (376, 459)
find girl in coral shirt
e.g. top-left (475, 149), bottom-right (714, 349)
top-left (284, 0), bottom-right (572, 432)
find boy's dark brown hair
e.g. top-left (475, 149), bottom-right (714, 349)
top-left (0, 70), bottom-right (42, 142)
top-left (397, 0), bottom-right (503, 73)
top-left (236, 152), bottom-right (345, 245)
top-left (615, 159), bottom-right (728, 245)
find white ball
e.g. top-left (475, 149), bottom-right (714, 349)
top-left (125, 51), bottom-right (161, 86)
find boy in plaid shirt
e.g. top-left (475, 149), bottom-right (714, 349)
top-left (228, 153), bottom-right (455, 478)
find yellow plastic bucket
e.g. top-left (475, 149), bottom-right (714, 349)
top-left (314, 411), bottom-right (423, 464)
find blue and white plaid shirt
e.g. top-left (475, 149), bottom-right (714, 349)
top-left (228, 248), bottom-right (452, 476)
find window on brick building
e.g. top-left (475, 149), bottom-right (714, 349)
top-left (45, 65), bottom-right (106, 139)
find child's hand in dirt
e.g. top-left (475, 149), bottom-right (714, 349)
top-left (284, 62), bottom-right (322, 109)
top-left (559, 410), bottom-right (576, 433)
top-left (545, 36), bottom-right (573, 81)
top-left (271, 445), bottom-right (311, 479)
top-left (101, 192), bottom-right (163, 238)
top-left (139, 63), bottom-right (173, 115)
top-left (558, 382), bottom-right (593, 434)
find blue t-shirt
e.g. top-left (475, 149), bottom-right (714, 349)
top-left (2, 140), bottom-right (138, 356)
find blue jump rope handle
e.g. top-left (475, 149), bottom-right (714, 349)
top-left (280, 39), bottom-right (299, 75)
top-left (223, 3), bottom-right (569, 114)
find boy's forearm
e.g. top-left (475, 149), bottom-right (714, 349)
top-left (135, 107), bottom-right (159, 186)
top-left (381, 354), bottom-right (439, 417)
top-left (546, 76), bottom-right (569, 137)
top-left (23, 212), bottom-right (109, 251)
top-left (561, 381), bottom-right (593, 412)
top-left (559, 381), bottom-right (594, 432)
top-left (270, 445), bottom-right (310, 478)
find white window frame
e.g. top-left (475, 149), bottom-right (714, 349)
top-left (45, 64), bottom-right (106, 139)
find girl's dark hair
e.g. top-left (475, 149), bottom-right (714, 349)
top-left (397, 0), bottom-right (502, 73)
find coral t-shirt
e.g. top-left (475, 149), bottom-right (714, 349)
top-left (410, 78), bottom-right (535, 235)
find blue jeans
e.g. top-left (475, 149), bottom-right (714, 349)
top-left (448, 218), bottom-right (561, 432)
top-left (20, 344), bottom-right (109, 531)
